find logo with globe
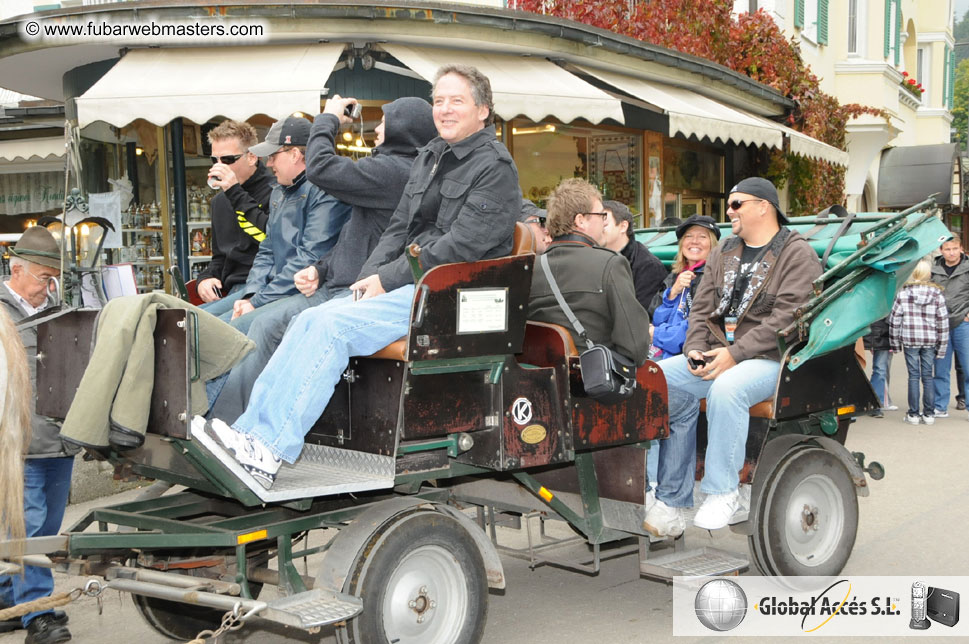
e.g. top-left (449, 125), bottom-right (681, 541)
top-left (694, 579), bottom-right (748, 631)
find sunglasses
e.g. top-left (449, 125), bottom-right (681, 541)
top-left (727, 198), bottom-right (765, 211)
top-left (525, 215), bottom-right (547, 227)
top-left (210, 153), bottom-right (246, 165)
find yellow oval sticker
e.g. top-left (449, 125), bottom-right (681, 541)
top-left (521, 424), bottom-right (547, 445)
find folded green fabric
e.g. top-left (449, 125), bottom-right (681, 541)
top-left (61, 292), bottom-right (254, 449)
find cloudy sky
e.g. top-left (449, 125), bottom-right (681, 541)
top-left (959, 0), bottom-right (969, 22)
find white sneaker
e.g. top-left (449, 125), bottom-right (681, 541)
top-left (883, 404), bottom-right (899, 411)
top-left (921, 415), bottom-right (935, 425)
top-left (693, 489), bottom-right (745, 530)
top-left (903, 413), bottom-right (921, 425)
top-left (933, 409), bottom-right (948, 418)
top-left (644, 482), bottom-right (658, 513)
top-left (642, 499), bottom-right (686, 538)
top-left (209, 418), bottom-right (281, 489)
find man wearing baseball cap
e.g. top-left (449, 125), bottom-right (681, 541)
top-left (644, 177), bottom-right (820, 537)
top-left (0, 226), bottom-right (77, 643)
top-left (224, 115), bottom-right (351, 333)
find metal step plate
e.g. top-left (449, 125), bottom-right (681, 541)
top-left (192, 423), bottom-right (396, 503)
top-left (262, 588), bottom-right (363, 630)
top-left (640, 546), bottom-right (749, 581)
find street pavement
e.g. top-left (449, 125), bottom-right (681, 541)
top-left (2, 356), bottom-right (967, 644)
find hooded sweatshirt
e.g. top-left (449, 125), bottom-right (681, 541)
top-left (305, 97), bottom-right (438, 289)
top-left (888, 281), bottom-right (948, 359)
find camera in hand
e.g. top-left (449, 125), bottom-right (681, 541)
top-left (344, 102), bottom-right (362, 119)
top-left (687, 355), bottom-right (707, 370)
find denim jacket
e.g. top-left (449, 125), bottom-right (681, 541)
top-left (243, 172), bottom-right (351, 308)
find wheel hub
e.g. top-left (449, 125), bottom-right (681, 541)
top-left (407, 585), bottom-right (437, 624)
top-left (800, 504), bottom-right (820, 532)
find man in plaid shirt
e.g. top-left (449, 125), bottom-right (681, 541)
top-left (889, 259), bottom-right (948, 424)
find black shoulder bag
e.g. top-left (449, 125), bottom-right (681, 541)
top-left (539, 253), bottom-right (637, 404)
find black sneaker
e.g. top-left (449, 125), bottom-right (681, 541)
top-left (0, 608), bottom-right (64, 633)
top-left (25, 612), bottom-right (71, 644)
top-left (958, 399), bottom-right (967, 411)
top-left (869, 409), bottom-right (884, 418)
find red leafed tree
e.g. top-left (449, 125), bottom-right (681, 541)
top-left (514, 0), bottom-right (887, 215)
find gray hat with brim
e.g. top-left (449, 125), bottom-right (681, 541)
top-left (730, 177), bottom-right (788, 224)
top-left (10, 226), bottom-right (61, 270)
top-left (249, 116), bottom-right (311, 157)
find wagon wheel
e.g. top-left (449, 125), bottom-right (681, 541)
top-left (131, 557), bottom-right (264, 641)
top-left (750, 446), bottom-right (858, 577)
top-left (336, 510), bottom-right (488, 644)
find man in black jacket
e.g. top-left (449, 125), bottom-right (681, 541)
top-left (601, 200), bottom-right (668, 312)
top-left (202, 64), bottom-right (522, 489)
top-left (206, 96), bottom-right (436, 422)
top-left (529, 180), bottom-right (651, 365)
top-left (197, 120), bottom-right (275, 316)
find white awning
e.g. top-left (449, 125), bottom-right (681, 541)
top-left (0, 137), bottom-right (65, 162)
top-left (578, 65), bottom-right (848, 166)
top-left (76, 43), bottom-right (345, 128)
top-left (382, 44), bottom-right (625, 125)
top-left (578, 65), bottom-right (782, 149)
top-left (774, 120), bottom-right (850, 166)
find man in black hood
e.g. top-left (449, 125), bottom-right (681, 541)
top-left (206, 96), bottom-right (436, 421)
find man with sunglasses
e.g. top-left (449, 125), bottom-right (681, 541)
top-left (220, 116), bottom-right (350, 333)
top-left (197, 120), bottom-right (275, 316)
top-left (199, 64), bottom-right (522, 489)
top-left (521, 198), bottom-right (551, 254)
top-left (644, 177), bottom-right (820, 536)
top-left (1, 227), bottom-right (78, 644)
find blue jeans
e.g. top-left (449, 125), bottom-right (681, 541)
top-left (904, 347), bottom-right (935, 416)
top-left (199, 283), bottom-right (245, 318)
top-left (933, 320), bottom-right (969, 412)
top-left (655, 354), bottom-right (780, 505)
top-left (0, 457), bottom-right (74, 627)
top-left (233, 284), bottom-right (415, 463)
top-left (207, 285), bottom-right (350, 423)
top-left (869, 349), bottom-right (892, 408)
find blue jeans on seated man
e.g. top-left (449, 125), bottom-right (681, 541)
top-left (933, 320), bottom-right (969, 412)
top-left (903, 346), bottom-right (935, 416)
top-left (0, 457), bottom-right (73, 628)
top-left (206, 284), bottom-right (351, 423)
top-left (198, 283), bottom-right (245, 318)
top-left (654, 353), bottom-right (781, 507)
top-left (229, 284), bottom-right (416, 464)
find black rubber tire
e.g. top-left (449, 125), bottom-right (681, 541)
top-left (755, 447), bottom-right (858, 577)
top-left (336, 510), bottom-right (488, 644)
top-left (132, 568), bottom-right (263, 641)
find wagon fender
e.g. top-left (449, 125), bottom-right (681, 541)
top-left (315, 498), bottom-right (505, 595)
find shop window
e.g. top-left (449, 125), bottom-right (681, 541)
top-left (512, 120), bottom-right (642, 222)
top-left (663, 140), bottom-right (725, 222)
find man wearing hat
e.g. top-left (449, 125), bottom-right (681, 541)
top-left (0, 226), bottom-right (76, 644)
top-left (644, 177), bottom-right (821, 536)
top-left (224, 115), bottom-right (351, 333)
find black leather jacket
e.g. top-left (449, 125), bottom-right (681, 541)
top-left (359, 126), bottom-right (521, 291)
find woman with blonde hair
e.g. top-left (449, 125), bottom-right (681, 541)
top-left (649, 214), bottom-right (721, 359)
top-left (889, 258), bottom-right (949, 425)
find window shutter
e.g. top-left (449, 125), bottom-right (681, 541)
top-left (883, 0), bottom-right (891, 58)
top-left (818, 0), bottom-right (829, 44)
top-left (894, 0), bottom-right (901, 67)
top-left (795, 0), bottom-right (804, 29)
top-left (943, 47), bottom-right (950, 107)
top-left (949, 47), bottom-right (956, 109)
